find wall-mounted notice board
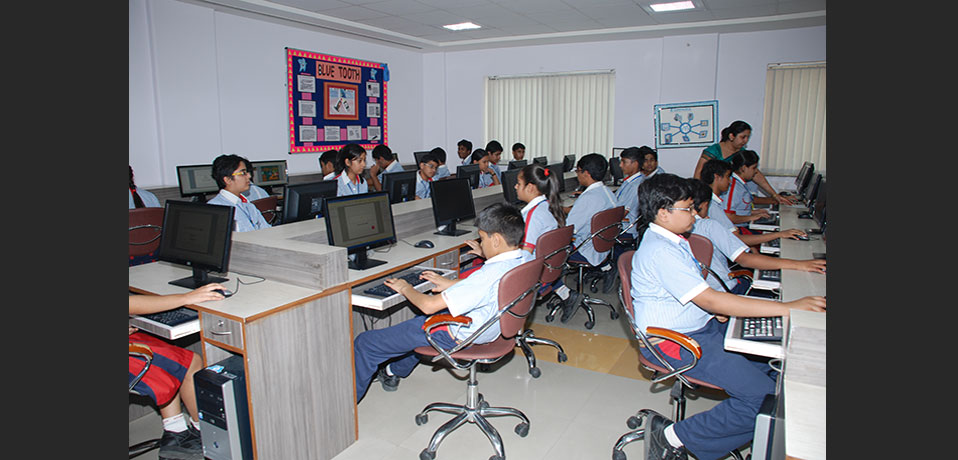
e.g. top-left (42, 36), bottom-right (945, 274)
top-left (286, 47), bottom-right (388, 154)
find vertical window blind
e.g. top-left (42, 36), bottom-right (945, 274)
top-left (760, 61), bottom-right (826, 176)
top-left (485, 70), bottom-right (615, 163)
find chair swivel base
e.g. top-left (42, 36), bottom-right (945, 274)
top-left (611, 408), bottom-right (746, 460)
top-left (546, 293), bottom-right (618, 329)
top-left (516, 329), bottom-right (567, 378)
top-left (129, 438), bottom-right (162, 458)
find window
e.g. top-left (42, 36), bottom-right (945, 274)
top-left (760, 61), bottom-right (826, 176)
top-left (485, 71), bottom-right (615, 163)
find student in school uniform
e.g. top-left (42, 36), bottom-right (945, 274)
top-left (511, 142), bottom-right (526, 161)
top-left (471, 148), bottom-right (500, 188)
top-left (367, 144), bottom-right (403, 192)
top-left (335, 143), bottom-right (369, 196)
top-left (414, 152), bottom-right (439, 199)
top-left (239, 158), bottom-right (270, 201)
top-left (352, 203), bottom-right (533, 402)
top-left (457, 139), bottom-right (473, 166)
top-left (320, 149), bottom-right (339, 180)
top-left (430, 147), bottom-right (451, 179)
top-left (485, 140), bottom-right (504, 181)
top-left (629, 173), bottom-right (825, 460)
top-left (207, 154), bottom-right (272, 232)
top-left (720, 150), bottom-right (773, 233)
top-left (614, 147), bottom-right (644, 240)
top-left (129, 166), bottom-right (162, 209)
top-left (634, 145), bottom-right (665, 188)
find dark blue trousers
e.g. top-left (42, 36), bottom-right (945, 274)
top-left (353, 314), bottom-right (459, 402)
top-left (640, 318), bottom-right (776, 460)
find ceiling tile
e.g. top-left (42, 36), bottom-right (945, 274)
top-left (320, 5), bottom-right (392, 21)
top-left (265, 0), bottom-right (353, 12)
top-left (362, 0), bottom-right (438, 16)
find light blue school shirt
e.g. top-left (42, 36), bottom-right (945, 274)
top-left (708, 194), bottom-right (737, 233)
top-left (633, 166), bottom-right (665, 189)
top-left (489, 163), bottom-right (502, 180)
top-left (207, 189), bottom-right (271, 232)
top-left (336, 172), bottom-right (368, 196)
top-left (719, 173), bottom-right (753, 227)
top-left (630, 223), bottom-right (712, 334)
top-left (440, 249), bottom-right (534, 343)
top-left (415, 171), bottom-right (433, 199)
top-left (242, 183), bottom-right (270, 201)
top-left (691, 215), bottom-right (749, 292)
top-left (520, 195), bottom-right (559, 255)
top-left (376, 159), bottom-right (404, 184)
top-left (129, 188), bottom-right (161, 209)
top-left (615, 172), bottom-right (642, 237)
top-left (478, 171), bottom-right (496, 188)
top-left (567, 181), bottom-right (617, 266)
top-left (434, 164), bottom-right (451, 179)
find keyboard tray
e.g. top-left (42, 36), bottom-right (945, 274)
top-left (351, 265), bottom-right (457, 311)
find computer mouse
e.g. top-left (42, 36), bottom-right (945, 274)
top-left (795, 234), bottom-right (809, 241)
top-left (414, 240), bottom-right (435, 249)
top-left (214, 289), bottom-right (234, 298)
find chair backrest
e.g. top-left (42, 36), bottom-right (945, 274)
top-left (252, 196), bottom-right (279, 225)
top-left (535, 225), bottom-right (574, 284)
top-left (496, 259), bottom-right (544, 341)
top-left (589, 206), bottom-right (625, 253)
top-left (616, 249), bottom-right (638, 334)
top-left (129, 207), bottom-right (165, 258)
top-left (686, 233), bottom-right (713, 279)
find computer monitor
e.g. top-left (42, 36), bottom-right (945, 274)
top-left (803, 173), bottom-right (822, 205)
top-left (500, 168), bottom-right (523, 206)
top-left (811, 179), bottom-right (826, 227)
top-left (282, 180), bottom-right (338, 224)
top-left (322, 191), bottom-right (396, 270)
top-left (532, 156), bottom-right (548, 166)
top-left (413, 151), bottom-right (431, 169)
top-left (608, 157), bottom-right (624, 185)
top-left (794, 161), bottom-right (814, 192)
top-left (250, 160), bottom-right (288, 187)
top-left (508, 160), bottom-right (527, 170)
top-left (381, 170), bottom-right (418, 204)
top-left (546, 162), bottom-right (566, 192)
top-left (429, 177), bottom-right (476, 236)
top-left (157, 200), bottom-right (234, 289)
top-left (176, 164), bottom-right (218, 197)
top-left (562, 154), bottom-right (576, 172)
top-left (456, 164), bottom-right (481, 189)
top-left (612, 147), bottom-right (626, 157)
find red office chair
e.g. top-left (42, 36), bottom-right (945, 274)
top-left (129, 342), bottom-right (162, 458)
top-left (129, 207), bottom-right (165, 265)
top-left (686, 233), bottom-right (752, 293)
top-left (610, 250), bottom-right (744, 460)
top-left (413, 258), bottom-right (543, 460)
top-left (515, 225), bottom-right (573, 378)
top-left (545, 206), bottom-right (624, 329)
top-left (252, 196), bottom-right (279, 225)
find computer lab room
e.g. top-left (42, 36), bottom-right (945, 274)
top-left (128, 1), bottom-right (826, 460)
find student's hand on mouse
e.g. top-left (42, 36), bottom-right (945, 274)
top-left (779, 229), bottom-right (806, 240)
top-left (786, 296), bottom-right (826, 313)
top-left (185, 283), bottom-right (227, 304)
top-left (383, 277), bottom-right (412, 295)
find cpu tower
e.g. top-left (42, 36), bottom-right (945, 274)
top-left (194, 355), bottom-right (253, 460)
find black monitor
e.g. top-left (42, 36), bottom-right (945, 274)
top-left (282, 180), bottom-right (338, 224)
top-left (500, 168), bottom-right (523, 206)
top-left (322, 191), bottom-right (396, 270)
top-left (429, 178), bottom-right (476, 236)
top-left (250, 160), bottom-right (288, 187)
top-left (157, 200), bottom-right (234, 289)
top-left (803, 173), bottom-right (822, 205)
top-left (382, 170), bottom-right (418, 203)
top-left (176, 164), bottom-right (218, 197)
top-left (456, 163), bottom-right (481, 189)
top-left (546, 163), bottom-right (566, 192)
top-left (413, 151), bottom-right (431, 169)
top-left (532, 156), bottom-right (548, 166)
top-left (609, 157), bottom-right (624, 185)
top-left (508, 160), bottom-right (527, 170)
top-left (812, 179), bottom-right (826, 226)
top-left (562, 154), bottom-right (576, 172)
top-left (794, 161), bottom-right (814, 192)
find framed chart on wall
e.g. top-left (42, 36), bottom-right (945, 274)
top-left (286, 47), bottom-right (388, 153)
top-left (654, 100), bottom-right (718, 149)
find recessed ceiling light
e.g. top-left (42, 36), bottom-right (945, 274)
top-left (649, 1), bottom-right (695, 12)
top-left (443, 22), bottom-right (481, 31)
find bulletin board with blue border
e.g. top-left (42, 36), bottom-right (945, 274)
top-left (654, 100), bottom-right (718, 149)
top-left (286, 47), bottom-right (388, 154)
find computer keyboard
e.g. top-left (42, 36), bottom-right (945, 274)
top-left (141, 307), bottom-right (199, 327)
top-left (740, 316), bottom-right (784, 341)
top-left (362, 269), bottom-right (429, 297)
top-left (753, 215), bottom-right (780, 225)
top-left (759, 269), bottom-right (781, 282)
top-left (767, 239), bottom-right (780, 248)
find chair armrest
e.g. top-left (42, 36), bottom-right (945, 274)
top-left (645, 327), bottom-right (702, 359)
top-left (422, 314), bottom-right (472, 332)
top-left (129, 342), bottom-right (153, 359)
top-left (639, 327), bottom-right (702, 385)
top-left (728, 269), bottom-right (753, 280)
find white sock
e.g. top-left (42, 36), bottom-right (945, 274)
top-left (555, 285), bottom-right (570, 300)
top-left (162, 413), bottom-right (188, 433)
top-left (664, 424), bottom-right (683, 448)
top-left (190, 417), bottom-right (201, 431)
top-left (384, 364), bottom-right (395, 376)
top-left (600, 264), bottom-right (612, 272)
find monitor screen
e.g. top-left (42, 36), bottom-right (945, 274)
top-left (429, 177), bottom-right (476, 236)
top-left (413, 151), bottom-right (431, 169)
top-left (546, 163), bottom-right (565, 193)
top-left (794, 161), bottom-right (814, 190)
top-left (812, 179), bottom-right (826, 226)
top-left (612, 147), bottom-right (626, 157)
top-left (283, 180), bottom-right (338, 224)
top-left (250, 160), bottom-right (288, 187)
top-left (456, 164), bottom-right (481, 189)
top-left (508, 160), bottom-right (527, 170)
top-left (500, 168), bottom-right (522, 205)
top-left (532, 156), bottom-right (548, 166)
top-left (382, 170), bottom-right (418, 203)
top-left (562, 154), bottom-right (576, 172)
top-left (157, 200), bottom-right (234, 289)
top-left (609, 157), bottom-right (624, 183)
top-left (176, 164), bottom-right (218, 197)
top-left (323, 191), bottom-right (396, 270)
top-left (803, 173), bottom-right (822, 204)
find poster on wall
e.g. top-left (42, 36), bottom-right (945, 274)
top-left (653, 100), bottom-right (718, 149)
top-left (286, 47), bottom-right (388, 154)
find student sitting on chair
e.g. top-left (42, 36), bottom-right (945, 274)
top-left (129, 283), bottom-right (227, 460)
top-left (471, 148), bottom-right (500, 188)
top-left (720, 149), bottom-right (773, 232)
top-left (207, 154), bottom-right (272, 232)
top-left (511, 142), bottom-right (526, 161)
top-left (629, 173), bottom-right (825, 460)
top-left (688, 179), bottom-right (825, 295)
top-left (367, 144), bottom-right (403, 192)
top-left (414, 152), bottom-right (439, 199)
top-left (319, 149), bottom-right (339, 180)
top-left (239, 158), bottom-right (270, 201)
top-left (352, 203), bottom-right (533, 402)
top-left (485, 140), bottom-right (504, 181)
top-left (430, 147), bottom-right (451, 179)
top-left (130, 165), bottom-right (161, 209)
top-left (614, 147), bottom-right (645, 242)
top-left (456, 139), bottom-right (473, 166)
top-left (636, 145), bottom-right (664, 186)
top-left (335, 143), bottom-right (369, 196)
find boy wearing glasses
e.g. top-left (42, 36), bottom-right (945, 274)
top-left (208, 154), bottom-right (271, 232)
top-left (415, 152), bottom-right (439, 199)
top-left (629, 173), bottom-right (824, 460)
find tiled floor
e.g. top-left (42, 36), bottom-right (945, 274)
top-left (129, 279), bottom-right (739, 460)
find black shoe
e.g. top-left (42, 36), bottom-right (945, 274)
top-left (644, 410), bottom-right (688, 460)
top-left (601, 268), bottom-right (618, 294)
top-left (376, 367), bottom-right (400, 392)
top-left (559, 291), bottom-right (582, 323)
top-left (158, 425), bottom-right (204, 460)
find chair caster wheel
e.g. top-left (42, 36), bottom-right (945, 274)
top-left (420, 449), bottom-right (436, 460)
top-left (415, 414), bottom-right (428, 425)
top-left (626, 416), bottom-right (641, 429)
top-left (611, 311), bottom-right (620, 320)
top-left (529, 367), bottom-right (541, 378)
top-left (545, 313), bottom-right (554, 322)
top-left (479, 400), bottom-right (490, 410)
top-left (490, 456), bottom-right (504, 460)
top-left (584, 320), bottom-right (594, 329)
top-left (515, 422), bottom-right (530, 437)
top-left (590, 286), bottom-right (598, 294)
top-left (612, 449), bottom-right (627, 460)
top-left (557, 352), bottom-right (568, 362)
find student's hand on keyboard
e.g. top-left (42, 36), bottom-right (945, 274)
top-left (779, 228), bottom-right (806, 240)
top-left (382, 277), bottom-right (413, 296)
top-left (775, 193), bottom-right (798, 206)
top-left (420, 270), bottom-right (454, 292)
top-left (786, 296), bottom-right (826, 313)
top-left (129, 326), bottom-right (138, 335)
top-left (751, 209), bottom-right (772, 220)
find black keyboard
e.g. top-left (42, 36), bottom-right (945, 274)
top-left (740, 316), bottom-right (784, 341)
top-left (141, 307), bottom-right (199, 327)
top-left (753, 215), bottom-right (780, 225)
top-left (759, 269), bottom-right (781, 282)
top-left (363, 270), bottom-right (429, 297)
top-left (768, 239), bottom-right (780, 248)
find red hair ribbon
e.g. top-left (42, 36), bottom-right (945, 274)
top-left (543, 168), bottom-right (550, 176)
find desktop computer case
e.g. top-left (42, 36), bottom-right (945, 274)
top-left (195, 354), bottom-right (253, 460)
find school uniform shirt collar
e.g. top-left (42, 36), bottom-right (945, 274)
top-left (731, 173), bottom-right (746, 186)
top-left (520, 195), bottom-right (547, 215)
top-left (485, 248), bottom-right (525, 265)
top-left (712, 193), bottom-right (723, 205)
top-left (216, 189), bottom-right (246, 204)
top-left (644, 167), bottom-right (660, 179)
top-left (338, 172), bottom-right (360, 186)
top-left (648, 222), bottom-right (684, 245)
top-left (583, 181), bottom-right (606, 194)
top-left (622, 171), bottom-right (642, 183)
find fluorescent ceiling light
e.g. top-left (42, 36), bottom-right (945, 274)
top-left (443, 22), bottom-right (481, 31)
top-left (649, 1), bottom-right (696, 12)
